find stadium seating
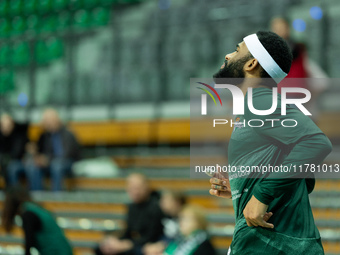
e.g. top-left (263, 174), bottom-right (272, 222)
top-left (1, 0), bottom-right (340, 255)
top-left (24, 111), bottom-right (340, 146)
top-left (0, 0), bottom-right (143, 97)
top-left (1, 178), bottom-right (340, 254)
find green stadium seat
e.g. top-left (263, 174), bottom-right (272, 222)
top-left (23, 0), bottom-right (37, 15)
top-left (11, 16), bottom-right (26, 37)
top-left (46, 37), bottom-right (64, 59)
top-left (73, 9), bottom-right (90, 29)
top-left (0, 1), bottom-right (9, 16)
top-left (83, 0), bottom-right (98, 9)
top-left (56, 12), bottom-right (71, 31)
top-left (38, 0), bottom-right (51, 14)
top-left (114, 0), bottom-right (140, 4)
top-left (53, 0), bottom-right (69, 12)
top-left (35, 38), bottom-right (64, 64)
top-left (0, 19), bottom-right (10, 38)
top-left (12, 41), bottom-right (30, 67)
top-left (0, 70), bottom-right (14, 94)
top-left (39, 16), bottom-right (57, 33)
top-left (90, 7), bottom-right (110, 26)
top-left (26, 15), bottom-right (39, 33)
top-left (99, 0), bottom-right (115, 6)
top-left (8, 0), bottom-right (22, 16)
top-left (0, 44), bottom-right (11, 67)
top-left (69, 0), bottom-right (83, 10)
top-left (35, 40), bottom-right (48, 65)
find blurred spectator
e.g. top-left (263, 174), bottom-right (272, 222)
top-left (0, 113), bottom-right (28, 187)
top-left (271, 16), bottom-right (329, 81)
top-left (1, 186), bottom-right (73, 255)
top-left (270, 16), bottom-right (329, 120)
top-left (95, 173), bottom-right (163, 255)
top-left (164, 205), bottom-right (216, 255)
top-left (26, 109), bottom-right (80, 191)
top-left (143, 190), bottom-right (186, 255)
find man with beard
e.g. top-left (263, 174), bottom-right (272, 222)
top-left (209, 31), bottom-right (332, 254)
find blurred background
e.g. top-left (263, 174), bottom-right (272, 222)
top-left (0, 0), bottom-right (339, 254)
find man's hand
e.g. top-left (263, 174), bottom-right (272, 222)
top-left (209, 178), bottom-right (232, 199)
top-left (26, 142), bottom-right (37, 155)
top-left (100, 236), bottom-right (120, 255)
top-left (100, 237), bottom-right (133, 255)
top-left (142, 242), bottom-right (165, 255)
top-left (243, 195), bottom-right (274, 228)
top-left (34, 154), bottom-right (49, 168)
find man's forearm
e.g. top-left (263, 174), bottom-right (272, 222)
top-left (253, 133), bottom-right (332, 205)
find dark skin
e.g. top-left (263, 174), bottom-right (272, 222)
top-left (209, 41), bottom-right (274, 229)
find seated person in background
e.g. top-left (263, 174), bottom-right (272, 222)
top-left (143, 190), bottom-right (186, 255)
top-left (95, 173), bottom-right (163, 255)
top-left (26, 108), bottom-right (80, 191)
top-left (1, 186), bottom-right (73, 255)
top-left (0, 113), bottom-right (28, 188)
top-left (164, 205), bottom-right (216, 255)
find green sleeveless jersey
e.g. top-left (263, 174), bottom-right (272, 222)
top-left (227, 87), bottom-right (332, 255)
top-left (22, 202), bottom-right (73, 255)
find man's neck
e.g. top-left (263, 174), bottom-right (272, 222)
top-left (239, 78), bottom-right (267, 96)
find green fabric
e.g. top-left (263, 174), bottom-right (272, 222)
top-left (164, 230), bottom-right (208, 255)
top-left (227, 87), bottom-right (331, 255)
top-left (230, 218), bottom-right (324, 255)
top-left (23, 202), bottom-right (73, 255)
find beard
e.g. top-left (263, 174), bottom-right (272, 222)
top-left (213, 55), bottom-right (250, 85)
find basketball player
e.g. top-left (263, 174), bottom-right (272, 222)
top-left (209, 31), bottom-right (332, 255)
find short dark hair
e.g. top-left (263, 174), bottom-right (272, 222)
top-left (254, 31), bottom-right (293, 79)
top-left (163, 190), bottom-right (187, 205)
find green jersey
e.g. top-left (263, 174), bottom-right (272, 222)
top-left (23, 202), bottom-right (73, 255)
top-left (227, 87), bottom-right (332, 255)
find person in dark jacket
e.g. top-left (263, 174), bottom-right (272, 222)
top-left (0, 113), bottom-right (29, 187)
top-left (164, 205), bottom-right (216, 255)
top-left (25, 109), bottom-right (80, 191)
top-left (143, 190), bottom-right (187, 255)
top-left (95, 173), bottom-right (164, 255)
top-left (1, 186), bottom-right (73, 255)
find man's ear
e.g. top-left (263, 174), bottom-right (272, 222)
top-left (244, 58), bottom-right (259, 72)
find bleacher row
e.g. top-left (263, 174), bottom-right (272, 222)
top-left (0, 178), bottom-right (340, 255)
top-left (26, 112), bottom-right (340, 146)
top-left (3, 0), bottom-right (339, 107)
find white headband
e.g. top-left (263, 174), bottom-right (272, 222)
top-left (243, 34), bottom-right (287, 84)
